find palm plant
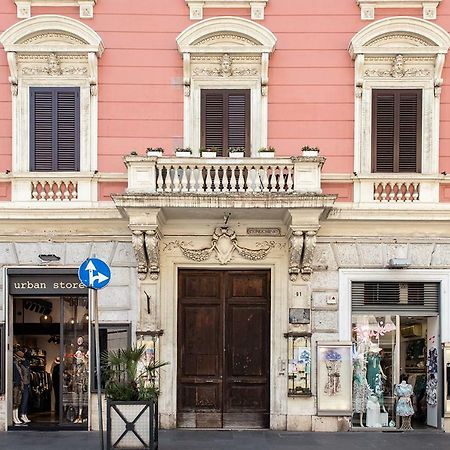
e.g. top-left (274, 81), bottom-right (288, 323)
top-left (101, 345), bottom-right (167, 401)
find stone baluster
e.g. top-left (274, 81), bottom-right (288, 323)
top-left (205, 165), bottom-right (213, 193)
top-left (213, 165), bottom-right (221, 192)
top-left (180, 165), bottom-right (189, 192)
top-left (261, 165), bottom-right (269, 192)
top-left (172, 166), bottom-right (181, 192)
top-left (238, 166), bottom-right (246, 192)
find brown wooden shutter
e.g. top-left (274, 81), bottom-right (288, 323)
top-left (202, 89), bottom-right (250, 156)
top-left (30, 87), bottom-right (80, 171)
top-left (372, 89), bottom-right (421, 173)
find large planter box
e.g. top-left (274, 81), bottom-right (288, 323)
top-left (107, 399), bottom-right (158, 450)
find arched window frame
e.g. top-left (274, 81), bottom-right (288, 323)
top-left (176, 16), bottom-right (276, 156)
top-left (348, 17), bottom-right (450, 204)
top-left (0, 15), bottom-right (104, 202)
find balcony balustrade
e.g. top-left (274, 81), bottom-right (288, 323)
top-left (124, 155), bottom-right (325, 195)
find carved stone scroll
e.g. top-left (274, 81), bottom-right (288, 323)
top-left (131, 228), bottom-right (161, 280)
top-left (132, 230), bottom-right (148, 280)
top-left (289, 229), bottom-right (318, 281)
top-left (145, 230), bottom-right (161, 280)
top-left (175, 227), bottom-right (272, 265)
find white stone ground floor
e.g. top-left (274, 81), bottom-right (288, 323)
top-left (0, 212), bottom-right (449, 432)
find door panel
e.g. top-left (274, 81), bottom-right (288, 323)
top-left (177, 270), bottom-right (270, 429)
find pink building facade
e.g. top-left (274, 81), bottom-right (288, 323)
top-left (0, 0), bottom-right (450, 433)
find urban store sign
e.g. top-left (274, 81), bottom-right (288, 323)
top-left (9, 274), bottom-right (87, 295)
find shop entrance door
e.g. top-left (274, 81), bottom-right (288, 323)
top-left (177, 270), bottom-right (270, 428)
top-left (12, 295), bottom-right (89, 428)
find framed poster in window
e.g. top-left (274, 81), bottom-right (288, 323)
top-left (316, 342), bottom-right (352, 416)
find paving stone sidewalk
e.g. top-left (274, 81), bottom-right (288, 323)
top-left (0, 429), bottom-right (449, 450)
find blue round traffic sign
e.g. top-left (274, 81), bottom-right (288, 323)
top-left (78, 258), bottom-right (111, 290)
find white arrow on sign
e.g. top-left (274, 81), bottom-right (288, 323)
top-left (86, 260), bottom-right (109, 286)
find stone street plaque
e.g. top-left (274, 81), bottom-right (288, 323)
top-left (289, 308), bottom-right (311, 324)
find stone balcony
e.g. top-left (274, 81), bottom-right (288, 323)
top-left (113, 153), bottom-right (336, 228)
top-left (124, 154), bottom-right (325, 196)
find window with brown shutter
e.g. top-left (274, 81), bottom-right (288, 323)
top-left (201, 89), bottom-right (250, 156)
top-left (30, 87), bottom-right (80, 172)
top-left (372, 89), bottom-right (422, 173)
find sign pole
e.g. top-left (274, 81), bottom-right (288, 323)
top-left (93, 289), bottom-right (104, 450)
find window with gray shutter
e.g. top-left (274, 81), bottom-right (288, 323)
top-left (201, 89), bottom-right (250, 156)
top-left (30, 87), bottom-right (80, 171)
top-left (352, 281), bottom-right (439, 314)
top-left (372, 89), bottom-right (422, 173)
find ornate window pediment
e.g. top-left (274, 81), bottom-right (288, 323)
top-left (176, 17), bottom-right (276, 154)
top-left (14, 0), bottom-right (97, 19)
top-left (356, 0), bottom-right (442, 21)
top-left (185, 0), bottom-right (268, 21)
top-left (0, 15), bottom-right (104, 203)
top-left (349, 17), bottom-right (450, 204)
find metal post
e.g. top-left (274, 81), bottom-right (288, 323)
top-left (93, 289), bottom-right (104, 450)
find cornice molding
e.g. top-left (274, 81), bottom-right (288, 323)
top-left (185, 0), bottom-right (268, 20)
top-left (14, 0), bottom-right (97, 19)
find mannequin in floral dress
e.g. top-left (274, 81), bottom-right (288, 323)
top-left (395, 377), bottom-right (414, 430)
top-left (353, 352), bottom-right (369, 427)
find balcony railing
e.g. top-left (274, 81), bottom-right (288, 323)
top-left (124, 155), bottom-right (325, 195)
top-left (354, 174), bottom-right (440, 204)
top-left (11, 172), bottom-right (97, 203)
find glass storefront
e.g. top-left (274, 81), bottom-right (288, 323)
top-left (351, 314), bottom-right (440, 429)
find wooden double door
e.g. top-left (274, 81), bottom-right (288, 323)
top-left (177, 270), bottom-right (270, 428)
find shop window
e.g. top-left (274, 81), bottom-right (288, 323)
top-left (91, 324), bottom-right (131, 391)
top-left (201, 89), bottom-right (250, 157)
top-left (352, 281), bottom-right (439, 314)
top-left (30, 87), bottom-right (80, 172)
top-left (372, 90), bottom-right (422, 173)
top-left (0, 324), bottom-right (4, 394)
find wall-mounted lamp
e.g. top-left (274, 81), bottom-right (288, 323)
top-left (38, 254), bottom-right (60, 262)
top-left (387, 258), bottom-right (411, 269)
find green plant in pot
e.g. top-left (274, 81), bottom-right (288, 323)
top-left (102, 345), bottom-right (167, 401)
top-left (102, 345), bottom-right (167, 450)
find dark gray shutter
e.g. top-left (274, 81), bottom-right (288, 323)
top-left (203, 92), bottom-right (224, 156)
top-left (201, 89), bottom-right (250, 156)
top-left (372, 90), bottom-right (421, 173)
top-left (352, 281), bottom-right (439, 314)
top-left (30, 87), bottom-right (80, 171)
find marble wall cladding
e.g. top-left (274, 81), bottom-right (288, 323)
top-left (385, 243), bottom-right (408, 262)
top-left (0, 244), bottom-right (17, 265)
top-left (89, 242), bottom-right (117, 263)
top-left (64, 243), bottom-right (92, 265)
top-left (431, 243), bottom-right (450, 266)
top-left (408, 244), bottom-right (434, 267)
top-left (358, 243), bottom-right (384, 266)
top-left (312, 310), bottom-right (338, 332)
top-left (112, 242), bottom-right (137, 267)
top-left (312, 291), bottom-right (338, 309)
top-left (311, 243), bottom-right (337, 271)
top-left (331, 243), bottom-right (359, 267)
top-left (310, 271), bottom-right (339, 290)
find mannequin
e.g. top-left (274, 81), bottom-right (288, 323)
top-left (73, 338), bottom-right (88, 423)
top-left (395, 376), bottom-right (414, 430)
top-left (12, 349), bottom-right (24, 425)
top-left (51, 357), bottom-right (61, 417)
top-left (19, 350), bottom-right (31, 423)
top-left (352, 352), bottom-right (369, 427)
top-left (366, 343), bottom-right (387, 412)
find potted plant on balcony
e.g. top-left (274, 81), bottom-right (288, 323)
top-left (175, 147), bottom-right (192, 157)
top-left (228, 147), bottom-right (245, 158)
top-left (301, 146), bottom-right (320, 157)
top-left (146, 147), bottom-right (164, 157)
top-left (258, 146), bottom-right (276, 158)
top-left (103, 345), bottom-right (167, 450)
top-left (200, 147), bottom-right (217, 158)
